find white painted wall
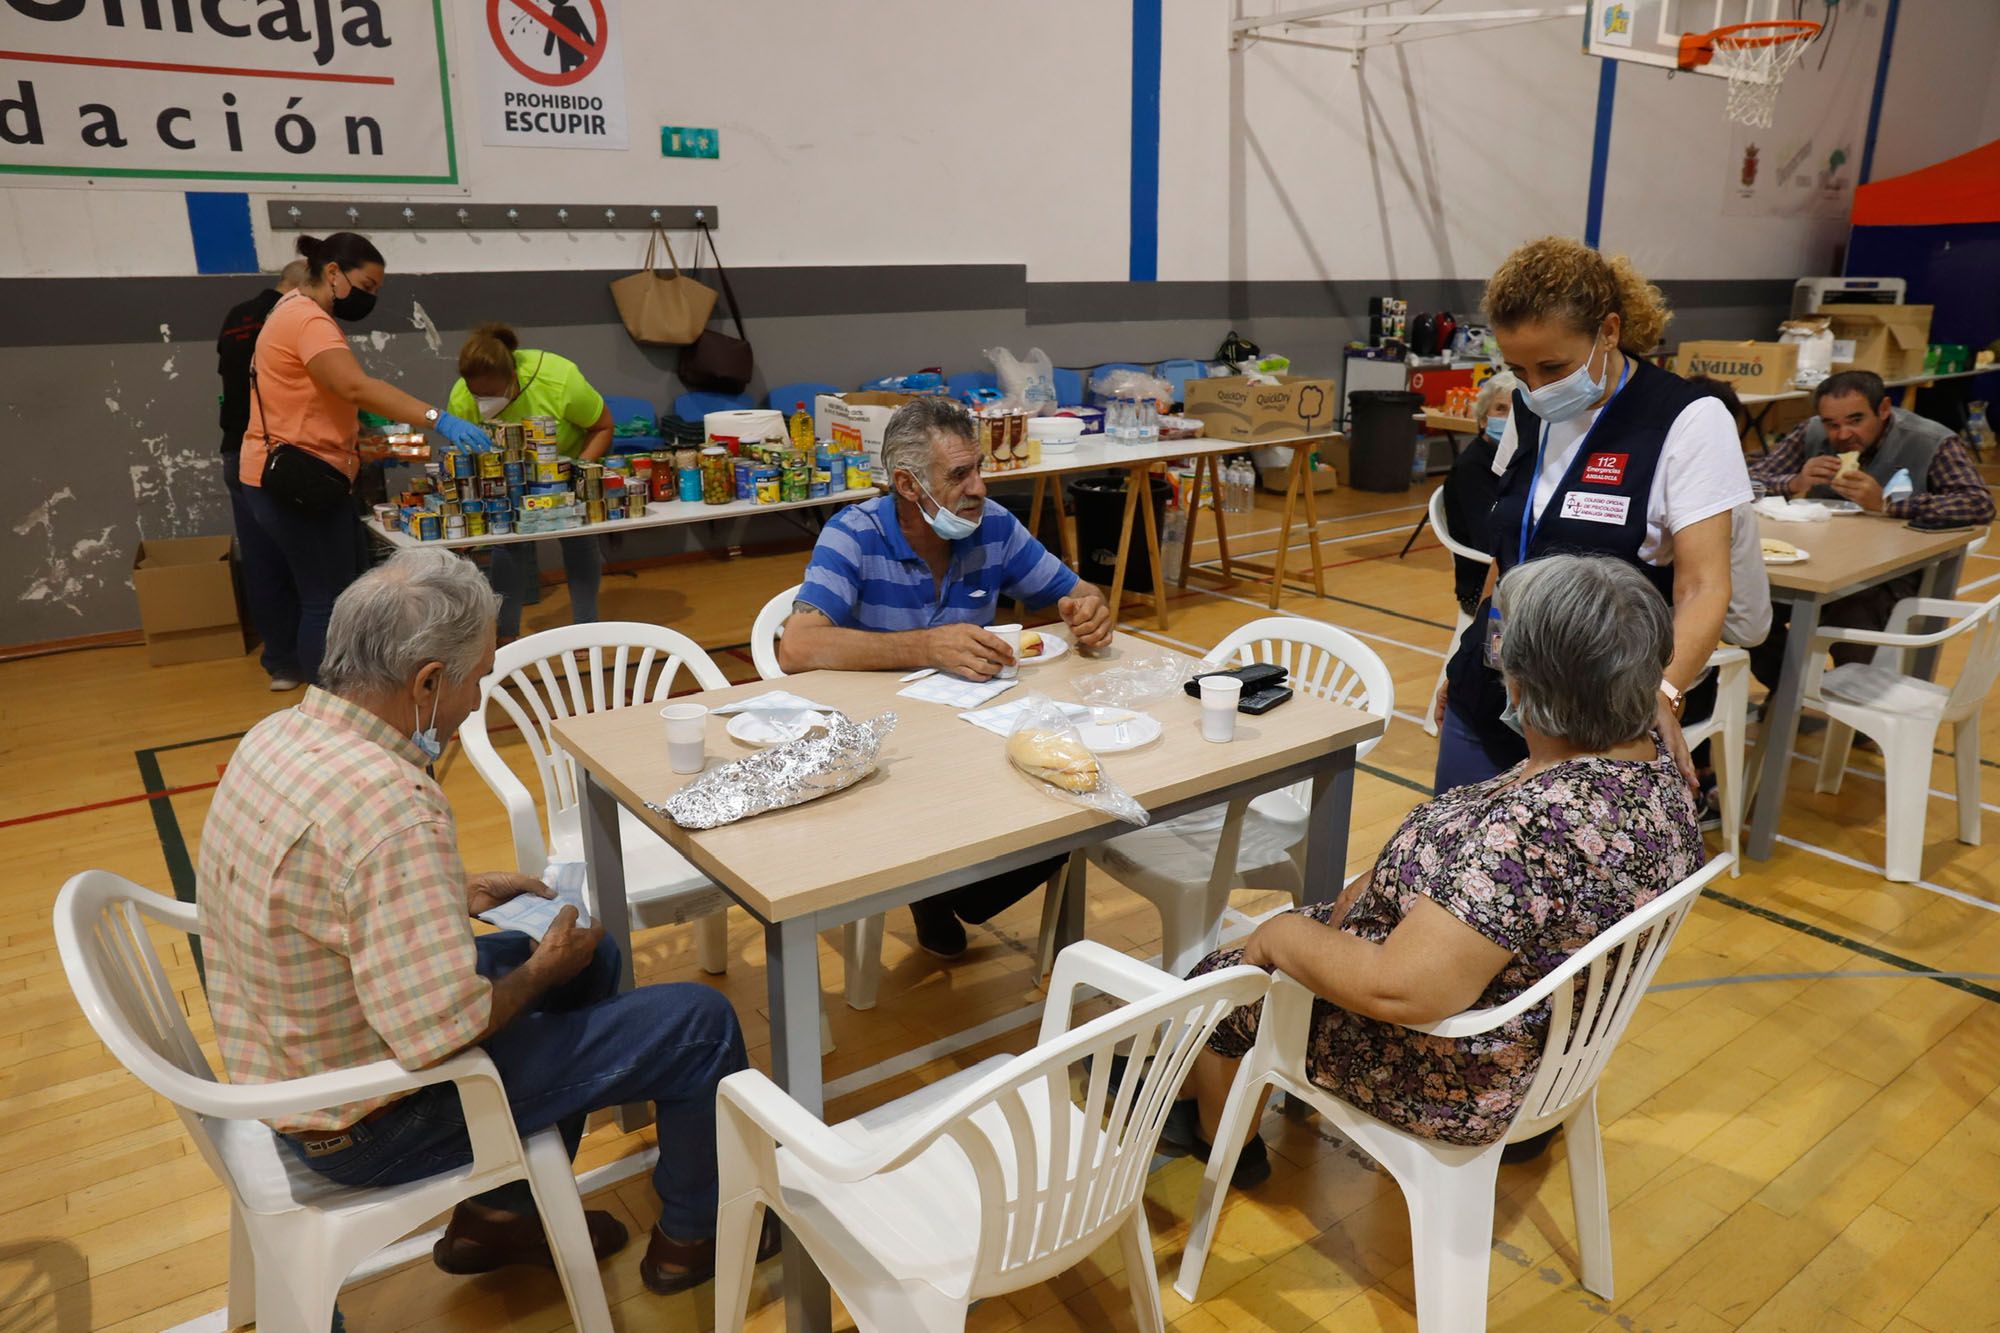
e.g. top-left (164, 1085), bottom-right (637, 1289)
top-left (0, 0), bottom-right (1990, 283)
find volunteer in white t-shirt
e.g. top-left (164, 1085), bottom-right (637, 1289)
top-left (1434, 237), bottom-right (1749, 797)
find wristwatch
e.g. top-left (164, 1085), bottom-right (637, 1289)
top-left (423, 407), bottom-right (440, 425)
top-left (1658, 677), bottom-right (1686, 720)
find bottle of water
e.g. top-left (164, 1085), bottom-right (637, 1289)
top-left (1411, 437), bottom-right (1429, 482)
top-left (1108, 397), bottom-right (1129, 442)
top-left (1138, 397), bottom-right (1159, 443)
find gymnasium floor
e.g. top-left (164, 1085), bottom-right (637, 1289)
top-left (3, 466), bottom-right (1998, 1332)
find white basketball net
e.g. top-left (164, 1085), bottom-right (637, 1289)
top-left (1712, 30), bottom-right (1814, 128)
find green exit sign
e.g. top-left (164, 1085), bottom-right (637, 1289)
top-left (661, 127), bottom-right (719, 159)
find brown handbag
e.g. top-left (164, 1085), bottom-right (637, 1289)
top-left (677, 221), bottom-right (754, 394)
top-left (609, 228), bottom-right (717, 347)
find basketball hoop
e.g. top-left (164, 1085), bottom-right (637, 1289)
top-left (1678, 20), bottom-right (1820, 129)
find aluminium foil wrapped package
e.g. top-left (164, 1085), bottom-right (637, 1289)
top-left (649, 712), bottom-right (897, 830)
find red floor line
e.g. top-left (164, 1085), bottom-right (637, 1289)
top-left (0, 780), bottom-right (222, 830)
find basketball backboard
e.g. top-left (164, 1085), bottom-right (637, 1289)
top-left (1584, 0), bottom-right (1792, 78)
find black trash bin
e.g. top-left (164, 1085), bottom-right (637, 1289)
top-left (1069, 474), bottom-right (1172, 593)
top-left (1347, 389), bottom-right (1426, 492)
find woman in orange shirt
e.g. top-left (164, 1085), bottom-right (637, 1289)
top-left (239, 232), bottom-right (487, 684)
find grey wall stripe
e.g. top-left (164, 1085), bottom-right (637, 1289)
top-left (0, 270), bottom-right (1799, 350)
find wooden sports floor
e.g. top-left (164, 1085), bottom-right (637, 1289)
top-left (3, 466), bottom-right (1998, 1333)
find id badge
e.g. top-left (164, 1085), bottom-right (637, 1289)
top-left (1482, 606), bottom-right (1504, 669)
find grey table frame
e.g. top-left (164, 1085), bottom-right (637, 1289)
top-left (1744, 546), bottom-right (1970, 861)
top-left (576, 744), bottom-right (1361, 1333)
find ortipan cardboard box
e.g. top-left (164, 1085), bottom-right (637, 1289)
top-left (133, 536), bottom-right (246, 667)
top-left (1820, 304), bottom-right (1934, 380)
top-left (1678, 340), bottom-right (1801, 394)
top-left (814, 391), bottom-right (920, 480)
top-left (1181, 374), bottom-right (1337, 442)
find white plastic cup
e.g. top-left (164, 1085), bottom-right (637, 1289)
top-left (1199, 675), bottom-right (1243, 743)
top-left (661, 702), bottom-right (709, 774)
top-left (990, 623), bottom-right (1022, 679)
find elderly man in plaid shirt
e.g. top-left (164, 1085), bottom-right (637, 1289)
top-left (1746, 370), bottom-right (1994, 690)
top-left (197, 549), bottom-right (776, 1296)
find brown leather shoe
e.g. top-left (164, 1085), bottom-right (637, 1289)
top-left (432, 1202), bottom-right (630, 1275)
top-left (640, 1212), bottom-right (783, 1296)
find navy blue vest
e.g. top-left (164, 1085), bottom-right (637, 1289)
top-left (1443, 356), bottom-right (1700, 752)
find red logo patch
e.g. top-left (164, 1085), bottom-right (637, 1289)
top-left (1581, 452), bottom-right (1628, 486)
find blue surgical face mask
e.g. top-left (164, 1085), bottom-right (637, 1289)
top-left (1498, 686), bottom-right (1525, 737)
top-left (1519, 335), bottom-right (1611, 424)
top-left (412, 691), bottom-right (443, 762)
top-left (914, 476), bottom-right (980, 541)
top-left (1484, 414), bottom-right (1507, 443)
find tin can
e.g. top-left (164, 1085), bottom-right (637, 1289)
top-left (700, 446), bottom-right (733, 504)
top-left (846, 459), bottom-right (870, 491)
top-left (466, 511), bottom-right (487, 537)
top-left (449, 450), bottom-right (475, 479)
top-left (755, 477), bottom-right (780, 505)
top-left (412, 512), bottom-right (441, 541)
top-left (477, 451), bottom-right (504, 478)
top-left (584, 499), bottom-right (607, 524)
top-left (781, 459), bottom-right (808, 503)
top-left (678, 466), bottom-right (702, 502)
top-left (496, 422), bottom-right (524, 452)
top-left (628, 489), bottom-right (648, 517)
top-left (444, 514), bottom-right (467, 539)
top-left (577, 462), bottom-right (603, 501)
top-left (489, 511), bottom-right (512, 535)
top-left (533, 461), bottom-right (563, 485)
top-left (733, 459), bottom-right (754, 499)
top-left (631, 455), bottom-right (653, 482)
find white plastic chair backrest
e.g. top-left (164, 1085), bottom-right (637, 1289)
top-left (53, 871), bottom-right (241, 1190)
top-left (751, 584), bottom-right (803, 680)
top-left (1435, 855), bottom-right (1731, 1130)
top-left (1206, 617), bottom-right (1394, 780)
top-left (1939, 594), bottom-right (2000, 724)
top-left (1428, 484), bottom-right (1492, 567)
top-left (867, 963), bottom-right (1267, 1296)
top-left (463, 622), bottom-right (729, 868)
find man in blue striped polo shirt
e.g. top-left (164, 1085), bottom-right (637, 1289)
top-left (779, 397), bottom-right (1113, 955)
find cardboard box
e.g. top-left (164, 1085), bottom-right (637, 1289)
top-left (1678, 340), bottom-right (1801, 394)
top-left (814, 391), bottom-right (922, 480)
top-left (1181, 374), bottom-right (1337, 442)
top-left (132, 536), bottom-right (246, 667)
top-left (1257, 435), bottom-right (1345, 493)
top-left (1819, 304), bottom-right (1933, 380)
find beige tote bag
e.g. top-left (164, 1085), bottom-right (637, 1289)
top-left (609, 229), bottom-right (717, 346)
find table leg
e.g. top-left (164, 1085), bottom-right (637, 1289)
top-left (765, 916), bottom-right (832, 1333)
top-left (1056, 481), bottom-right (1080, 570)
top-left (1911, 551), bottom-right (1967, 681)
top-left (1177, 455), bottom-right (1207, 590)
top-left (1747, 403), bottom-right (1773, 453)
top-left (1019, 475), bottom-right (1049, 619)
top-left (1745, 596), bottom-right (1822, 861)
top-left (1136, 464), bottom-right (1170, 631)
top-left (1269, 448), bottom-right (1305, 610)
top-left (1106, 470), bottom-right (1143, 624)
top-left (1301, 753), bottom-right (1356, 905)
top-left (1298, 459), bottom-right (1326, 598)
top-left (581, 773), bottom-right (647, 1132)
top-left (1212, 463), bottom-right (1234, 580)
top-left (1056, 849), bottom-right (1089, 956)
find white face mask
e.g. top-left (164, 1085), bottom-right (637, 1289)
top-left (474, 394), bottom-right (512, 422)
top-left (914, 476), bottom-right (981, 541)
top-left (412, 690), bottom-right (444, 762)
top-left (1518, 335), bottom-right (1611, 424)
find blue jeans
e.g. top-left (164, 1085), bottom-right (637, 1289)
top-left (1432, 700), bottom-right (1525, 795)
top-left (280, 933), bottom-right (745, 1238)
top-left (224, 464), bottom-right (301, 678)
top-left (240, 482), bottom-right (361, 684)
top-left (490, 537), bottom-right (602, 639)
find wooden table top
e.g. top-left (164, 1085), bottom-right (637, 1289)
top-left (550, 632), bottom-right (1383, 923)
top-left (1757, 510), bottom-right (1985, 599)
top-left (995, 429), bottom-right (1339, 482)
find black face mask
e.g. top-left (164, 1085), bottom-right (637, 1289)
top-left (331, 271), bottom-right (378, 323)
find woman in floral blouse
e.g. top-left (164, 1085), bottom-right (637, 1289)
top-left (1179, 553), bottom-right (1704, 1184)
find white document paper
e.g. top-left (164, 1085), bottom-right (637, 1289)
top-left (897, 674), bottom-right (1017, 709)
top-left (477, 861), bottom-right (591, 940)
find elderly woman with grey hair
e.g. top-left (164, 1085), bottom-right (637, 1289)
top-left (1171, 554), bottom-right (1704, 1185)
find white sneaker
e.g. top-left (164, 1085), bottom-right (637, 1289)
top-left (268, 676), bottom-right (303, 692)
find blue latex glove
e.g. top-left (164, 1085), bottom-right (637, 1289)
top-left (431, 411), bottom-right (488, 454)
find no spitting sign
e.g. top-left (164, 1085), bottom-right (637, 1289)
top-left (477, 0), bottom-right (628, 150)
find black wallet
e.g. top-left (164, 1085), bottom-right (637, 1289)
top-left (1186, 663), bottom-right (1288, 711)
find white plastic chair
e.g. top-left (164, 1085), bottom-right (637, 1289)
top-left (1085, 617), bottom-right (1395, 976)
top-left (711, 942), bottom-right (1268, 1333)
top-left (1806, 591), bottom-right (2000, 882)
top-left (1177, 853), bottom-right (1732, 1329)
top-left (1682, 645), bottom-right (1750, 876)
top-left (52, 871), bottom-right (613, 1333)
top-left (747, 583), bottom-right (887, 1013)
top-left (459, 621), bottom-right (735, 974)
top-left (1425, 485), bottom-right (1491, 738)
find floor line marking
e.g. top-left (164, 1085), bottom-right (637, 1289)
top-left (1785, 747), bottom-right (2000, 816)
top-left (1651, 968), bottom-right (2000, 992)
top-left (1774, 835), bottom-right (2000, 915)
top-left (1704, 888), bottom-right (2000, 1004)
top-left (0, 780), bottom-right (221, 829)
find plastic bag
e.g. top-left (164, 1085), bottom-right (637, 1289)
top-left (1005, 694), bottom-right (1149, 826)
top-left (986, 346), bottom-right (1057, 414)
top-left (1071, 651), bottom-right (1198, 712)
top-left (1778, 318), bottom-right (1834, 387)
top-left (1089, 369), bottom-right (1173, 409)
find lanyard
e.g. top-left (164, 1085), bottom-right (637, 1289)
top-left (1516, 357), bottom-right (1633, 566)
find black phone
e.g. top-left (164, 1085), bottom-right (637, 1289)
top-left (1239, 683), bottom-right (1293, 715)
top-left (1185, 662), bottom-right (1287, 699)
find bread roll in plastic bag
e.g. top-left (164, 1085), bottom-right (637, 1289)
top-left (1004, 694), bottom-right (1149, 826)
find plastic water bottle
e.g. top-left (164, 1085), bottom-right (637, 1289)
top-left (1411, 437), bottom-right (1429, 482)
top-left (1138, 398), bottom-right (1159, 443)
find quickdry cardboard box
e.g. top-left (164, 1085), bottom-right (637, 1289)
top-left (133, 536), bottom-right (246, 667)
top-left (1677, 341), bottom-right (1801, 395)
top-left (1820, 304), bottom-right (1934, 380)
top-left (814, 391), bottom-right (919, 480)
top-left (1181, 374), bottom-right (1337, 442)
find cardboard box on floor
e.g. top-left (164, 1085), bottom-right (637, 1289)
top-left (1182, 374), bottom-right (1337, 442)
top-left (132, 536), bottom-right (246, 667)
top-left (1256, 436), bottom-right (1343, 493)
top-left (1819, 304), bottom-right (1933, 380)
top-left (1678, 340), bottom-right (1801, 394)
top-left (814, 391), bottom-right (919, 480)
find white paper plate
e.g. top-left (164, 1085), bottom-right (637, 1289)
top-left (1761, 545), bottom-right (1810, 565)
top-left (1074, 709), bottom-right (1162, 753)
top-left (1822, 500), bottom-right (1864, 514)
top-left (1016, 633), bottom-right (1070, 666)
top-left (726, 711), bottom-right (830, 747)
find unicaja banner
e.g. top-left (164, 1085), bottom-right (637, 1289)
top-left (477, 0), bottom-right (626, 151)
top-left (0, 0), bottom-right (456, 186)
